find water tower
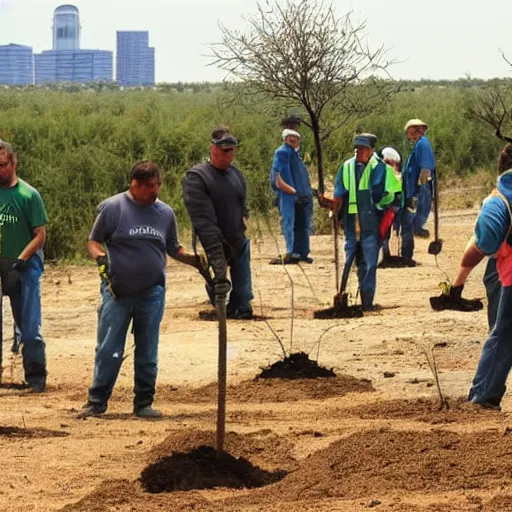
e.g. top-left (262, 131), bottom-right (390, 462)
top-left (52, 5), bottom-right (80, 51)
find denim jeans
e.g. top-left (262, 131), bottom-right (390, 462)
top-left (3, 256), bottom-right (47, 388)
top-left (400, 207), bottom-right (415, 260)
top-left (341, 220), bottom-right (379, 308)
top-left (88, 282), bottom-right (165, 411)
top-left (279, 194), bottom-right (313, 258)
top-left (468, 285), bottom-right (512, 407)
top-left (483, 257), bottom-right (501, 331)
top-left (414, 182), bottom-right (432, 233)
top-left (227, 238), bottom-right (254, 313)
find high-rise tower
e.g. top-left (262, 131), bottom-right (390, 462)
top-left (52, 5), bottom-right (80, 51)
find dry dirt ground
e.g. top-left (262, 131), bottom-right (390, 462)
top-left (2, 210), bottom-right (512, 512)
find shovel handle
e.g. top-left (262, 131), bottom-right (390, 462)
top-left (215, 293), bottom-right (228, 452)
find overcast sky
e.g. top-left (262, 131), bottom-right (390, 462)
top-left (1, 0), bottom-right (511, 83)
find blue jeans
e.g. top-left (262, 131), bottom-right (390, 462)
top-left (400, 207), bottom-right (415, 260)
top-left (7, 257), bottom-right (47, 388)
top-left (414, 182), bottom-right (432, 233)
top-left (468, 285), bottom-right (512, 407)
top-left (279, 194), bottom-right (313, 258)
top-left (228, 238), bottom-right (253, 313)
top-left (483, 257), bottom-right (501, 331)
top-left (88, 282), bottom-right (165, 410)
top-left (342, 223), bottom-right (379, 308)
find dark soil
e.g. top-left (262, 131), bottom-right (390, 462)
top-left (198, 309), bottom-right (268, 321)
top-left (345, 397), bottom-right (503, 424)
top-left (0, 426), bottom-right (69, 438)
top-left (256, 352), bottom-right (336, 379)
top-left (140, 445), bottom-right (287, 493)
top-left (313, 305), bottom-right (364, 319)
top-left (147, 429), bottom-right (298, 472)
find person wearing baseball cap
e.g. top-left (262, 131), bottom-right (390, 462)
top-left (402, 118), bottom-right (436, 263)
top-left (319, 133), bottom-right (400, 310)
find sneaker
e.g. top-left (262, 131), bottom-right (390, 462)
top-left (77, 403), bottom-right (107, 419)
top-left (415, 228), bottom-right (430, 238)
top-left (134, 406), bottom-right (163, 419)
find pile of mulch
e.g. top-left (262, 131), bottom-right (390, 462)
top-left (140, 446), bottom-right (287, 493)
top-left (256, 352), bottom-right (335, 379)
top-left (345, 397), bottom-right (502, 424)
top-left (147, 429), bottom-right (298, 472)
top-left (0, 426), bottom-right (69, 438)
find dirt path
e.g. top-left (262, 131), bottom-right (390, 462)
top-left (2, 211), bottom-right (512, 512)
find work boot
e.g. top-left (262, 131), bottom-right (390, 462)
top-left (77, 403), bottom-right (107, 419)
top-left (134, 406), bottom-right (163, 419)
top-left (227, 308), bottom-right (254, 320)
top-left (268, 253), bottom-right (300, 265)
top-left (402, 258), bottom-right (417, 267)
top-left (299, 256), bottom-right (314, 264)
top-left (415, 228), bottom-right (430, 238)
top-left (28, 382), bottom-right (46, 393)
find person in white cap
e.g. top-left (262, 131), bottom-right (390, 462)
top-left (402, 119), bottom-right (436, 264)
top-left (269, 126), bottom-right (313, 264)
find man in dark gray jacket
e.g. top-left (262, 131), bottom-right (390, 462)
top-left (183, 127), bottom-right (253, 319)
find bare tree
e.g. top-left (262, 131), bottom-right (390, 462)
top-left (209, 0), bottom-right (398, 193)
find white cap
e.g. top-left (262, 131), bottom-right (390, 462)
top-left (381, 147), bottom-right (401, 163)
top-left (282, 129), bottom-right (301, 140)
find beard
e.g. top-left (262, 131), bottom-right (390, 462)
top-left (0, 173), bottom-right (13, 187)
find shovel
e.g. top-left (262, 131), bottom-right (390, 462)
top-left (428, 174), bottom-right (443, 256)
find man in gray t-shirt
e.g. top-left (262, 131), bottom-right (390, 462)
top-left (79, 161), bottom-right (201, 419)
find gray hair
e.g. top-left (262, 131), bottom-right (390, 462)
top-left (0, 140), bottom-right (15, 160)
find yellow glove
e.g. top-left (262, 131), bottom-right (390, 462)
top-left (438, 281), bottom-right (451, 296)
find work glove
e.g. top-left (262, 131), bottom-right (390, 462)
top-left (6, 259), bottom-right (27, 296)
top-left (195, 252), bottom-right (209, 272)
top-left (318, 194), bottom-right (336, 210)
top-left (430, 281), bottom-right (483, 312)
top-left (96, 255), bottom-right (110, 280)
top-left (418, 169), bottom-right (431, 185)
top-left (213, 277), bottom-right (231, 298)
top-left (303, 152), bottom-right (312, 165)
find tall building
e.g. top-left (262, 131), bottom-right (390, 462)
top-left (0, 44), bottom-right (34, 85)
top-left (34, 4), bottom-right (112, 83)
top-left (35, 50), bottom-right (113, 84)
top-left (116, 31), bottom-right (155, 86)
top-left (53, 5), bottom-right (80, 51)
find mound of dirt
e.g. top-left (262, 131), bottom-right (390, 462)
top-left (254, 429), bottom-right (512, 501)
top-left (378, 256), bottom-right (418, 269)
top-left (256, 352), bottom-right (336, 379)
top-left (313, 305), bottom-right (364, 319)
top-left (0, 426), bottom-right (69, 438)
top-left (346, 397), bottom-right (502, 424)
top-left (148, 429), bottom-right (298, 472)
top-left (198, 309), bottom-right (268, 321)
top-left (173, 374), bottom-right (374, 404)
top-left (140, 445), bottom-right (287, 493)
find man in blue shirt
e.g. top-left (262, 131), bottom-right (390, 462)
top-left (402, 119), bottom-right (436, 263)
top-left (269, 129), bottom-right (313, 264)
top-left (320, 134), bottom-right (389, 310)
top-left (79, 161), bottom-right (201, 419)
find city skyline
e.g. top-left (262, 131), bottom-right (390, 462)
top-left (0, 0), bottom-right (512, 83)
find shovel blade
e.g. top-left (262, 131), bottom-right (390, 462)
top-left (428, 239), bottom-right (443, 256)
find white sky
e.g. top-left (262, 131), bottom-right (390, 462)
top-left (0, 0), bottom-right (511, 83)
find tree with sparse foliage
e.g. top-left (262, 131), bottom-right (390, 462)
top-left (210, 0), bottom-right (398, 193)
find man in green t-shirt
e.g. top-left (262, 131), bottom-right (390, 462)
top-left (0, 140), bottom-right (48, 391)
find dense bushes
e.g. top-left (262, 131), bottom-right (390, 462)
top-left (0, 83), bottom-right (506, 259)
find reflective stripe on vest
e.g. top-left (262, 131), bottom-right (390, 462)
top-left (342, 157), bottom-right (376, 214)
